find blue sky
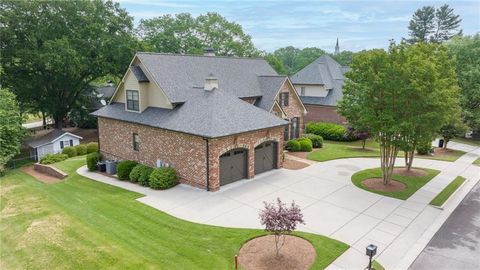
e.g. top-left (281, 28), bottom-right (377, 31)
top-left (117, 0), bottom-right (480, 53)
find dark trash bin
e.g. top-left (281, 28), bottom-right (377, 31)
top-left (98, 161), bottom-right (106, 172)
top-left (438, 139), bottom-right (444, 148)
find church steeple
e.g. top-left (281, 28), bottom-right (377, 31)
top-left (334, 38), bottom-right (340, 55)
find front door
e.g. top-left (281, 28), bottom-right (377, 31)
top-left (290, 117), bottom-right (299, 139)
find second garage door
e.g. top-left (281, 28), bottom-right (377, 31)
top-left (254, 141), bottom-right (277, 175)
top-left (219, 148), bottom-right (247, 186)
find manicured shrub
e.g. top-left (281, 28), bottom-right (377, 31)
top-left (302, 133), bottom-right (323, 148)
top-left (75, 144), bottom-right (87, 155)
top-left (116, 160), bottom-right (138, 180)
top-left (149, 167), bottom-right (178, 190)
top-left (86, 142), bottom-right (99, 153)
top-left (86, 152), bottom-right (102, 171)
top-left (417, 141), bottom-right (433, 155)
top-left (61, 146), bottom-right (77, 157)
top-left (305, 122), bottom-right (349, 141)
top-left (286, 140), bottom-right (301, 152)
top-left (138, 166), bottom-right (154, 186)
top-left (40, 153), bottom-right (69, 164)
top-left (298, 138), bottom-right (313, 152)
top-left (129, 164), bottom-right (153, 183)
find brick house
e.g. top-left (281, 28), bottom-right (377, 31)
top-left (291, 55), bottom-right (348, 125)
top-left (92, 51), bottom-right (306, 191)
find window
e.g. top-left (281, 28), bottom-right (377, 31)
top-left (300, 87), bottom-right (306, 96)
top-left (60, 140), bottom-right (70, 149)
top-left (279, 92), bottom-right (289, 107)
top-left (133, 133), bottom-right (140, 151)
top-left (284, 124), bottom-right (289, 141)
top-left (126, 90), bottom-right (139, 111)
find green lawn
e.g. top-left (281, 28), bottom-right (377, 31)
top-left (0, 158), bottom-right (348, 269)
top-left (430, 176), bottom-right (467, 207)
top-left (474, 158), bottom-right (480, 166)
top-left (306, 140), bottom-right (465, 162)
top-left (351, 167), bottom-right (440, 200)
top-left (373, 260), bottom-right (385, 270)
top-left (451, 137), bottom-right (480, 147)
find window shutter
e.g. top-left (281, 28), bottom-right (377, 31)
top-left (69, 139), bottom-right (73, 146)
top-left (60, 141), bottom-right (64, 149)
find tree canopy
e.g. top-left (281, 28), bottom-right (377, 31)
top-left (137, 12), bottom-right (258, 57)
top-left (1, 0), bottom-right (139, 128)
top-left (407, 4), bottom-right (462, 43)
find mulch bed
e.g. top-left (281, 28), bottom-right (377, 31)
top-left (286, 151), bottom-right (310, 160)
top-left (21, 165), bottom-right (63, 184)
top-left (393, 168), bottom-right (427, 177)
top-left (363, 178), bottom-right (406, 192)
top-left (283, 159), bottom-right (310, 170)
top-left (238, 235), bottom-right (316, 270)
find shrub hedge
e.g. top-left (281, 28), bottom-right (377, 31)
top-left (298, 138), bottom-right (313, 152)
top-left (129, 164), bottom-right (153, 183)
top-left (138, 166), bottom-right (154, 186)
top-left (61, 146), bottom-right (77, 157)
top-left (86, 142), bottom-right (99, 153)
top-left (75, 144), bottom-right (87, 155)
top-left (149, 167), bottom-right (178, 190)
top-left (286, 140), bottom-right (301, 152)
top-left (86, 152), bottom-right (102, 171)
top-left (40, 153), bottom-right (69, 164)
top-left (302, 133), bottom-right (323, 148)
top-left (305, 122), bottom-right (352, 141)
top-left (116, 160), bottom-right (138, 180)
top-left (417, 141), bottom-right (433, 155)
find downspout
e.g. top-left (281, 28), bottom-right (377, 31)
top-left (204, 138), bottom-right (210, 191)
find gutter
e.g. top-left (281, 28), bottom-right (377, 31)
top-left (204, 138), bottom-right (210, 191)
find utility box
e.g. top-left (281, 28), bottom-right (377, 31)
top-left (106, 160), bottom-right (117, 175)
top-left (98, 161), bottom-right (106, 172)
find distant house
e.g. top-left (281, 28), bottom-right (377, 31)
top-left (91, 83), bottom-right (116, 110)
top-left (92, 50), bottom-right (306, 191)
top-left (291, 55), bottom-right (348, 125)
top-left (26, 129), bottom-right (83, 161)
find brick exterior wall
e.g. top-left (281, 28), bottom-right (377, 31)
top-left (304, 104), bottom-right (347, 125)
top-left (98, 117), bottom-right (284, 191)
top-left (277, 81), bottom-right (305, 140)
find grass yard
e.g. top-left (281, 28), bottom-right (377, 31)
top-left (351, 167), bottom-right (440, 200)
top-left (474, 158), bottom-right (480, 166)
top-left (306, 140), bottom-right (465, 162)
top-left (430, 176), bottom-right (467, 207)
top-left (0, 159), bottom-right (348, 269)
top-left (451, 137), bottom-right (480, 147)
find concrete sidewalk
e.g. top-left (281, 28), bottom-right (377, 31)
top-left (77, 142), bottom-right (480, 270)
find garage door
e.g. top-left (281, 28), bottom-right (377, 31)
top-left (254, 141), bottom-right (277, 175)
top-left (219, 148), bottom-right (247, 186)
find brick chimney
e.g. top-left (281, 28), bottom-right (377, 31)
top-left (204, 73), bottom-right (218, 91)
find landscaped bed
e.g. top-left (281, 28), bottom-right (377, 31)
top-left (351, 167), bottom-right (441, 200)
top-left (0, 158), bottom-right (348, 269)
top-left (430, 176), bottom-right (467, 207)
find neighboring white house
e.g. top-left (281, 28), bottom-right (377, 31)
top-left (26, 129), bottom-right (83, 161)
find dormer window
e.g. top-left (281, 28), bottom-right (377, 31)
top-left (280, 92), bottom-right (289, 107)
top-left (126, 90), bottom-right (139, 111)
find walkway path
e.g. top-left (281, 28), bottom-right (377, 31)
top-left (77, 142), bottom-right (480, 270)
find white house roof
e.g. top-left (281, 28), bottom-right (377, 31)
top-left (26, 129), bottom-right (83, 148)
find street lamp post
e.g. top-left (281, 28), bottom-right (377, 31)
top-left (366, 244), bottom-right (377, 270)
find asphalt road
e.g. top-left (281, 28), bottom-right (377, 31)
top-left (409, 181), bottom-right (480, 270)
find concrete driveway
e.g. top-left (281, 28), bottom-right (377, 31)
top-left (78, 141), bottom-right (480, 269)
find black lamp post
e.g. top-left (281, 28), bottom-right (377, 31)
top-left (366, 244), bottom-right (377, 270)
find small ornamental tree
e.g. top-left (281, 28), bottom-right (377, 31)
top-left (259, 198), bottom-right (305, 257)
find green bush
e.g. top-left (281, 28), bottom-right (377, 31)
top-left (305, 122), bottom-right (349, 141)
top-left (40, 153), bottom-right (69, 164)
top-left (75, 144), bottom-right (87, 155)
top-left (302, 133), bottom-right (323, 148)
top-left (298, 138), bottom-right (313, 152)
top-left (129, 164), bottom-right (153, 183)
top-left (149, 167), bottom-right (178, 190)
top-left (86, 152), bottom-right (102, 171)
top-left (286, 140), bottom-right (301, 152)
top-left (61, 146), bottom-right (77, 157)
top-left (417, 141), bottom-right (433, 155)
top-left (86, 142), bottom-right (98, 153)
top-left (138, 166), bottom-right (154, 186)
top-left (117, 160), bottom-right (138, 180)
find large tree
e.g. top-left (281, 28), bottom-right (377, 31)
top-left (408, 4), bottom-right (462, 43)
top-left (137, 12), bottom-right (258, 57)
top-left (0, 87), bottom-right (25, 174)
top-left (273, 46), bottom-right (326, 75)
top-left (1, 0), bottom-right (138, 128)
top-left (339, 42), bottom-right (460, 183)
top-left (445, 35), bottom-right (480, 134)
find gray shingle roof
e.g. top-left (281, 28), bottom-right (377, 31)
top-left (292, 55), bottom-right (347, 106)
top-left (255, 75), bottom-right (287, 111)
top-left (93, 88), bottom-right (288, 138)
top-left (26, 129), bottom-right (82, 148)
top-left (95, 85), bottom-right (116, 99)
top-left (130, 65), bottom-right (149, 82)
top-left (136, 53), bottom-right (278, 103)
